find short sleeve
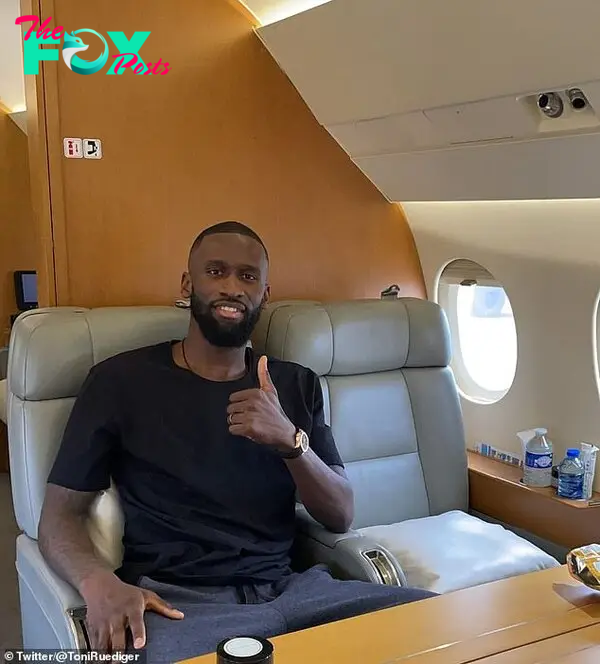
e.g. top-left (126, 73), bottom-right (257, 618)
top-left (307, 372), bottom-right (344, 468)
top-left (47, 365), bottom-right (121, 492)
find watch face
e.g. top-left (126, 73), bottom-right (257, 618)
top-left (298, 429), bottom-right (309, 452)
top-left (277, 429), bottom-right (309, 459)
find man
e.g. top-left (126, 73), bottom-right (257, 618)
top-left (38, 221), bottom-right (436, 662)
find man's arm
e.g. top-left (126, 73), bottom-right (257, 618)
top-left (39, 484), bottom-right (183, 651)
top-left (40, 366), bottom-right (183, 651)
top-left (38, 484), bottom-right (113, 592)
top-left (283, 454), bottom-right (353, 532)
top-left (228, 356), bottom-right (354, 533)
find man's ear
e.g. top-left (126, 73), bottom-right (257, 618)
top-left (261, 285), bottom-right (271, 309)
top-left (181, 272), bottom-right (192, 299)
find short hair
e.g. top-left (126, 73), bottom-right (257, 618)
top-left (189, 221), bottom-right (269, 262)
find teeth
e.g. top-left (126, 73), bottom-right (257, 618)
top-left (218, 305), bottom-right (240, 313)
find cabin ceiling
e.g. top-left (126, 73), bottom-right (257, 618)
top-left (257, 0), bottom-right (600, 201)
top-left (5, 0), bottom-right (600, 198)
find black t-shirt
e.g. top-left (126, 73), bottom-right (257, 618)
top-left (47, 342), bottom-right (343, 586)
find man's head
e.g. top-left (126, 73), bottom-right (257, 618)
top-left (181, 221), bottom-right (270, 348)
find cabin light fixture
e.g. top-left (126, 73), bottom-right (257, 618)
top-left (537, 92), bottom-right (564, 118)
top-left (567, 88), bottom-right (588, 111)
top-left (246, 0), bottom-right (333, 26)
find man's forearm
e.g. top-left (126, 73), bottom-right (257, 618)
top-left (39, 513), bottom-right (116, 596)
top-left (284, 448), bottom-right (354, 532)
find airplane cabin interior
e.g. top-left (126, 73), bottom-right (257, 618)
top-left (2, 0), bottom-right (600, 662)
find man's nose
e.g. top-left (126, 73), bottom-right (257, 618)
top-left (219, 274), bottom-right (244, 298)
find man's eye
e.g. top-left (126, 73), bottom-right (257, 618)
top-left (207, 268), bottom-right (222, 276)
top-left (242, 273), bottom-right (257, 281)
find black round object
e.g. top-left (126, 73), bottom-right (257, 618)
top-left (216, 636), bottom-right (274, 663)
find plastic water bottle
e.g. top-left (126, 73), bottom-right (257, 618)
top-left (558, 449), bottom-right (585, 499)
top-left (523, 428), bottom-right (553, 487)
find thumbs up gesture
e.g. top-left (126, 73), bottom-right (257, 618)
top-left (227, 356), bottom-right (297, 452)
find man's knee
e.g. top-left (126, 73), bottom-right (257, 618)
top-left (354, 581), bottom-right (437, 612)
top-left (389, 586), bottom-right (438, 603)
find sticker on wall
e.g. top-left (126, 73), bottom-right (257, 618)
top-left (63, 137), bottom-right (83, 158)
top-left (83, 138), bottom-right (103, 159)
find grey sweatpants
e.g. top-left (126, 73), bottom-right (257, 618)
top-left (136, 565), bottom-right (436, 663)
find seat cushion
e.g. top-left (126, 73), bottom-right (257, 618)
top-left (87, 484), bottom-right (124, 570)
top-left (359, 510), bottom-right (560, 593)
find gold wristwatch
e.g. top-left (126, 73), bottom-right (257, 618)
top-left (277, 428), bottom-right (309, 459)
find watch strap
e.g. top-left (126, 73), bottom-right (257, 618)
top-left (275, 428), bottom-right (308, 459)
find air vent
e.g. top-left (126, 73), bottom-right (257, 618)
top-left (519, 84), bottom-right (600, 134)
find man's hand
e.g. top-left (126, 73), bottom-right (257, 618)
top-left (227, 356), bottom-right (296, 452)
top-left (80, 569), bottom-right (184, 651)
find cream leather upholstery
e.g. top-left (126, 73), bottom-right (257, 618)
top-left (8, 306), bottom-right (189, 549)
top-left (259, 298), bottom-right (560, 593)
top-left (0, 379), bottom-right (7, 424)
top-left (7, 304), bottom-right (405, 651)
top-left (250, 299), bottom-right (321, 356)
top-left (7, 306), bottom-right (190, 649)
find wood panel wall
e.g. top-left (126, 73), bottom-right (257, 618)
top-left (0, 112), bottom-right (37, 346)
top-left (34, 0), bottom-right (425, 307)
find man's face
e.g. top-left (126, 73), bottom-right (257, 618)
top-left (183, 233), bottom-right (269, 348)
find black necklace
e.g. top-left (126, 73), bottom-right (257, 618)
top-left (181, 339), bottom-right (193, 372)
top-left (181, 340), bottom-right (248, 380)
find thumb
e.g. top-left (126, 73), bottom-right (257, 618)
top-left (258, 355), bottom-right (277, 394)
top-left (145, 592), bottom-right (185, 620)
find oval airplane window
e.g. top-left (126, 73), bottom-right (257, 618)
top-left (437, 259), bottom-right (518, 403)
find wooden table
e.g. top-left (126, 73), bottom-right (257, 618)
top-left (180, 566), bottom-right (600, 663)
top-left (476, 625), bottom-right (600, 663)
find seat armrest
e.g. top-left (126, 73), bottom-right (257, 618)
top-left (293, 505), bottom-right (407, 586)
top-left (17, 534), bottom-right (88, 649)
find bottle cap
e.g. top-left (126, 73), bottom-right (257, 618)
top-left (567, 448), bottom-right (580, 457)
top-left (216, 636), bottom-right (274, 663)
top-left (534, 428), bottom-right (548, 436)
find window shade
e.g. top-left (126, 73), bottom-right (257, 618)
top-left (439, 259), bottom-right (500, 287)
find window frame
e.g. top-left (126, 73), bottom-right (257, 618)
top-left (437, 275), bottom-right (517, 405)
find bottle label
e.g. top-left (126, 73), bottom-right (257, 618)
top-left (558, 474), bottom-right (584, 500)
top-left (525, 452), bottom-right (553, 468)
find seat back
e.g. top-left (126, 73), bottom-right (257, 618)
top-left (7, 306), bottom-right (190, 568)
top-left (262, 298), bottom-right (469, 529)
top-left (251, 299), bottom-right (321, 355)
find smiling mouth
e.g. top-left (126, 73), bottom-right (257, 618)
top-left (213, 303), bottom-right (245, 321)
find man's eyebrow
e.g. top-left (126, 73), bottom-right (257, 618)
top-left (203, 259), bottom-right (260, 271)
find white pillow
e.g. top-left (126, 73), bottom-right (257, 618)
top-left (87, 485), bottom-right (124, 571)
top-left (360, 510), bottom-right (560, 594)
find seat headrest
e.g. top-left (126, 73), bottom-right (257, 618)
top-left (251, 299), bottom-right (321, 355)
top-left (8, 306), bottom-right (190, 400)
top-left (264, 298), bottom-right (451, 376)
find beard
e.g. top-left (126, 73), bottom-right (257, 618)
top-left (189, 289), bottom-right (262, 348)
